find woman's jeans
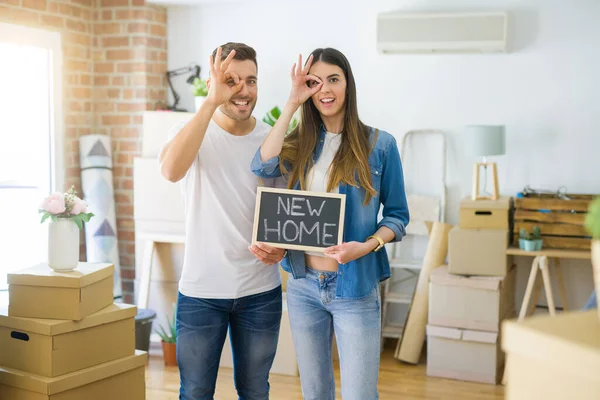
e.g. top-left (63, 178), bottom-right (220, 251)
top-left (176, 286), bottom-right (282, 400)
top-left (286, 267), bottom-right (381, 400)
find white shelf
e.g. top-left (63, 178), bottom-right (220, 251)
top-left (382, 324), bottom-right (404, 339)
top-left (389, 259), bottom-right (422, 270)
top-left (384, 292), bottom-right (413, 305)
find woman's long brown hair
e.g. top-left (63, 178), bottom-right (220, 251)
top-left (279, 48), bottom-right (377, 205)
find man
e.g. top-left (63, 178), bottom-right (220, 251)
top-left (159, 43), bottom-right (285, 400)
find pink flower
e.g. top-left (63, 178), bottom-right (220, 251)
top-left (70, 197), bottom-right (88, 215)
top-left (40, 192), bottom-right (66, 215)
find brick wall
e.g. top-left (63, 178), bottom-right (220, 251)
top-left (1, 0), bottom-right (167, 304)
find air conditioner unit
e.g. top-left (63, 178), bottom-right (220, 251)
top-left (377, 11), bottom-right (508, 54)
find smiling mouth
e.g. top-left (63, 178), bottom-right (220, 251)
top-left (232, 100), bottom-right (250, 106)
top-left (320, 98), bottom-right (335, 105)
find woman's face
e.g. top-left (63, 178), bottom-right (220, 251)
top-left (308, 61), bottom-right (347, 120)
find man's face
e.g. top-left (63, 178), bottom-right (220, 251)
top-left (218, 59), bottom-right (258, 122)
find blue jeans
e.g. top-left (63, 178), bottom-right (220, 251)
top-left (176, 286), bottom-right (282, 400)
top-left (286, 267), bottom-right (381, 400)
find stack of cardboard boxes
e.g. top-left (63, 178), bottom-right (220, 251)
top-left (426, 197), bottom-right (516, 384)
top-left (0, 262), bottom-right (147, 399)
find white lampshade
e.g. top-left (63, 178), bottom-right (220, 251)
top-left (464, 125), bottom-right (506, 157)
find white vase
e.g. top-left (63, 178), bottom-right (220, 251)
top-left (593, 240), bottom-right (600, 320)
top-left (48, 218), bottom-right (80, 272)
top-left (195, 96), bottom-right (206, 112)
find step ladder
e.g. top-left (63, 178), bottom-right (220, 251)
top-left (381, 129), bottom-right (447, 341)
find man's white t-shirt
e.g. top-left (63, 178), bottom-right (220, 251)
top-left (166, 118), bottom-right (281, 299)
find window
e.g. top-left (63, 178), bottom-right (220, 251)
top-left (0, 23), bottom-right (63, 293)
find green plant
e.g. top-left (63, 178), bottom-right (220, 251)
top-left (263, 106), bottom-right (298, 135)
top-left (585, 196), bottom-right (600, 239)
top-left (155, 304), bottom-right (177, 344)
top-left (190, 77), bottom-right (208, 97)
top-left (520, 226), bottom-right (541, 240)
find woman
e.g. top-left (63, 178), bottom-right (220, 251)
top-left (251, 48), bottom-right (409, 400)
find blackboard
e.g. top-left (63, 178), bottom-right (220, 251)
top-left (252, 187), bottom-right (346, 252)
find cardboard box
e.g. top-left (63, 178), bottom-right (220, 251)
top-left (429, 265), bottom-right (515, 332)
top-left (8, 262), bottom-right (114, 320)
top-left (0, 351), bottom-right (147, 400)
top-left (448, 227), bottom-right (510, 276)
top-left (459, 196), bottom-right (512, 230)
top-left (0, 303), bottom-right (135, 377)
top-left (502, 310), bottom-right (600, 399)
top-left (426, 324), bottom-right (504, 384)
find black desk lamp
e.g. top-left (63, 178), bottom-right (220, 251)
top-left (166, 64), bottom-right (201, 112)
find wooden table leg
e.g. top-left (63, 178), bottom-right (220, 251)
top-left (519, 256), bottom-right (541, 320)
top-left (528, 274), bottom-right (543, 316)
top-left (554, 258), bottom-right (568, 311)
top-left (539, 256), bottom-right (556, 316)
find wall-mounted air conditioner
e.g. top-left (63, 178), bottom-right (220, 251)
top-left (377, 11), bottom-right (508, 54)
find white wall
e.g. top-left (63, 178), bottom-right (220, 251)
top-left (166, 0), bottom-right (600, 308)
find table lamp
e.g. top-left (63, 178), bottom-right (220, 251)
top-left (464, 125), bottom-right (505, 201)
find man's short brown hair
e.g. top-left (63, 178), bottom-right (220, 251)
top-left (211, 42), bottom-right (257, 70)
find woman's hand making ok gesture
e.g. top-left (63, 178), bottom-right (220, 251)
top-left (287, 54), bottom-right (323, 108)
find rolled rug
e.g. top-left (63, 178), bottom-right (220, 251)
top-left (79, 134), bottom-right (122, 298)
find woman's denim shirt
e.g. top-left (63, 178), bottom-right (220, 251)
top-left (250, 125), bottom-right (410, 299)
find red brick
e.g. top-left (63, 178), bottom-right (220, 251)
top-left (120, 268), bottom-right (135, 280)
top-left (65, 127), bottom-right (78, 139)
top-left (132, 0), bottom-right (144, 5)
top-left (117, 102), bottom-right (145, 112)
top-left (63, 32), bottom-right (90, 46)
top-left (101, 0), bottom-right (130, 6)
top-left (94, 76), bottom-right (109, 85)
top-left (121, 280), bottom-right (134, 294)
top-left (40, 14), bottom-right (64, 28)
top-left (0, 6), bottom-right (11, 19)
top-left (84, 102), bottom-right (92, 112)
top-left (117, 63), bottom-right (145, 73)
top-left (108, 88), bottom-right (121, 98)
top-left (117, 229), bottom-right (135, 242)
top-left (11, 8), bottom-right (40, 24)
top-left (80, 74), bottom-right (91, 85)
top-left (135, 89), bottom-right (147, 99)
top-left (95, 62), bottom-right (114, 73)
top-left (117, 139), bottom-right (138, 152)
top-left (127, 23), bottom-right (147, 34)
top-left (147, 75), bottom-right (162, 86)
top-left (116, 216), bottom-right (134, 230)
top-left (72, 87), bottom-right (91, 99)
top-left (111, 127), bottom-right (139, 138)
top-left (66, 18), bottom-right (87, 32)
top-left (65, 59), bottom-right (90, 72)
top-left (102, 36), bottom-right (129, 47)
top-left (94, 102), bottom-right (115, 113)
top-left (102, 9), bottom-right (112, 20)
top-left (23, 0), bottom-right (47, 11)
top-left (116, 9), bottom-right (148, 20)
top-left (153, 9), bottom-right (167, 24)
top-left (64, 46), bottom-right (87, 59)
top-left (115, 193), bottom-right (132, 204)
top-left (2, 0), bottom-right (20, 5)
top-left (112, 76), bottom-right (126, 85)
top-left (57, 3), bottom-right (85, 19)
top-left (133, 115), bottom-right (143, 124)
top-left (149, 24), bottom-right (165, 36)
top-left (68, 101), bottom-right (83, 112)
top-left (70, 0), bottom-right (92, 6)
top-left (106, 49), bottom-right (132, 60)
top-left (122, 294), bottom-right (134, 305)
top-left (102, 115), bottom-right (130, 125)
top-left (94, 23), bottom-right (121, 35)
top-left (123, 89), bottom-right (134, 99)
top-left (120, 176), bottom-right (134, 189)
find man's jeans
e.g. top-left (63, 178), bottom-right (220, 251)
top-left (176, 286), bottom-right (282, 400)
top-left (286, 267), bottom-right (381, 400)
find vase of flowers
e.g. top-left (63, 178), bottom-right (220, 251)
top-left (39, 186), bottom-right (94, 272)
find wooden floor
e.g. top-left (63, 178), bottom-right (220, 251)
top-left (145, 342), bottom-right (504, 400)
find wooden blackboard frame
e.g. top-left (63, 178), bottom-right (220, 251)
top-left (252, 186), bottom-right (346, 253)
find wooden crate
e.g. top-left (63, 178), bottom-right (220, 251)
top-left (512, 194), bottom-right (594, 250)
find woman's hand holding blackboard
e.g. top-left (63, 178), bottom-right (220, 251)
top-left (323, 241), bottom-right (373, 265)
top-left (249, 243), bottom-right (286, 265)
